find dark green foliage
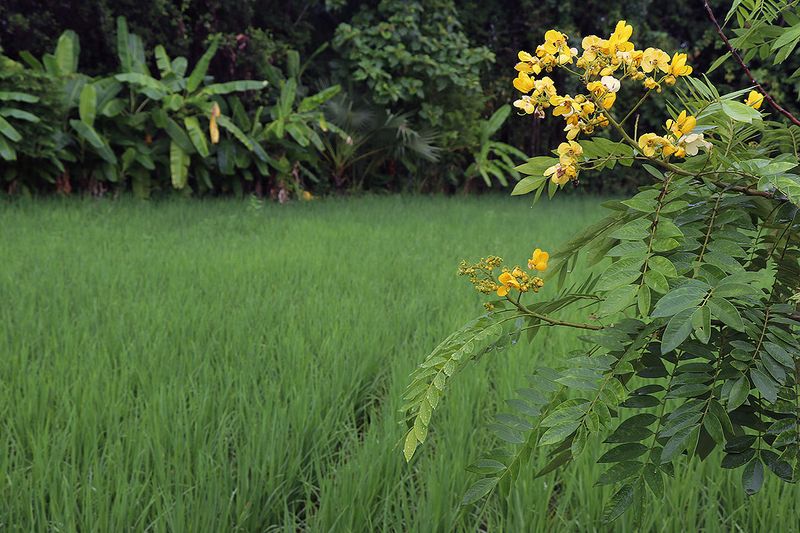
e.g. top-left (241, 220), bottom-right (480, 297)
top-left (332, 0), bottom-right (494, 149)
top-left (0, 19), bottom-right (343, 197)
top-left (5, 1), bottom-right (800, 194)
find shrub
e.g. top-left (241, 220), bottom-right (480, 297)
top-left (402, 7), bottom-right (800, 525)
top-left (332, 0), bottom-right (494, 152)
top-left (0, 19), bottom-right (341, 197)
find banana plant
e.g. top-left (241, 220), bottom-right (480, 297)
top-left (0, 50), bottom-right (75, 189)
top-left (14, 28), bottom-right (119, 184)
top-left (0, 89), bottom-right (39, 161)
top-left (255, 50), bottom-right (342, 185)
top-left (104, 17), bottom-right (269, 191)
top-left (465, 104), bottom-right (527, 187)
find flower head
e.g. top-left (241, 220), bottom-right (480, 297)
top-left (667, 52), bottom-right (692, 78)
top-left (497, 271), bottom-right (521, 297)
top-left (677, 133), bottom-right (712, 156)
top-left (641, 48), bottom-right (670, 74)
top-left (528, 248), bottom-right (549, 271)
top-left (538, 30), bottom-right (577, 65)
top-left (665, 110), bottom-right (697, 137)
top-left (544, 162), bottom-right (578, 185)
top-left (557, 140), bottom-right (583, 162)
top-left (638, 132), bottom-right (669, 157)
top-left (643, 77), bottom-right (661, 92)
top-left (745, 90), bottom-right (764, 110)
top-left (607, 20), bottom-right (635, 55)
top-left (551, 95), bottom-right (582, 117)
top-left (513, 71), bottom-right (535, 93)
top-left (601, 75), bottom-right (621, 93)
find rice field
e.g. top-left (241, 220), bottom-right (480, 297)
top-left (0, 195), bottom-right (797, 532)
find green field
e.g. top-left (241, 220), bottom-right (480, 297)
top-left (1, 196), bottom-right (797, 532)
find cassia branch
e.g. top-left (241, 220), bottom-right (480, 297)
top-left (702, 0), bottom-right (800, 127)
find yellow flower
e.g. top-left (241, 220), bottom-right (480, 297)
top-left (515, 50), bottom-right (542, 75)
top-left (497, 271), bottom-right (521, 297)
top-left (538, 29), bottom-right (577, 65)
top-left (533, 76), bottom-right (557, 99)
top-left (544, 162), bottom-right (577, 185)
top-left (638, 132), bottom-right (668, 157)
top-left (557, 140), bottom-right (583, 161)
top-left (513, 95), bottom-right (537, 114)
top-left (643, 77), bottom-right (661, 92)
top-left (665, 110), bottom-right (697, 137)
top-left (562, 47), bottom-right (579, 65)
top-left (528, 248), bottom-right (549, 271)
top-left (586, 80), bottom-right (603, 95)
top-left (610, 20), bottom-right (633, 43)
top-left (513, 71), bottom-right (535, 93)
top-left (667, 52), bottom-right (692, 77)
top-left (564, 122), bottom-right (581, 140)
top-left (581, 35), bottom-right (607, 62)
top-left (301, 190), bottom-right (314, 201)
top-left (745, 90), bottom-right (764, 110)
top-left (586, 78), bottom-right (617, 109)
top-left (641, 48), bottom-right (670, 74)
top-left (550, 95), bottom-right (581, 117)
top-left (542, 30), bottom-right (568, 53)
top-left (618, 49), bottom-right (643, 67)
top-left (607, 20), bottom-right (634, 54)
top-left (515, 61), bottom-right (534, 73)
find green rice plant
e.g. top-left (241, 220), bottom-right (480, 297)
top-left (0, 196), bottom-right (797, 531)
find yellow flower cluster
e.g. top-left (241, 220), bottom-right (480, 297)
top-left (458, 249), bottom-right (548, 299)
top-left (512, 75), bottom-right (557, 117)
top-left (637, 110), bottom-right (711, 160)
top-left (513, 21), bottom-right (696, 185)
top-left (497, 268), bottom-right (545, 296)
top-left (545, 142), bottom-right (583, 185)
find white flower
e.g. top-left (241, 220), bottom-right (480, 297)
top-left (678, 133), bottom-right (712, 156)
top-left (601, 75), bottom-right (621, 93)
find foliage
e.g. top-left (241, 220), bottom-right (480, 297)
top-left (318, 91), bottom-right (441, 190)
top-left (0, 19), bottom-right (345, 197)
top-left (332, 0), bottom-right (494, 151)
top-left (5, 0), bottom-right (800, 194)
top-left (0, 54), bottom-right (68, 189)
top-left (465, 105), bottom-right (528, 187)
top-left (402, 10), bottom-right (800, 525)
top-left (0, 1), bottom-right (335, 79)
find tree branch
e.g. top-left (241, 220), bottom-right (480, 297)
top-left (702, 0), bottom-right (800, 127)
top-left (509, 299), bottom-right (604, 330)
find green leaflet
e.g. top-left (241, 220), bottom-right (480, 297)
top-left (79, 83), bottom-right (96, 127)
top-left (169, 140), bottom-right (190, 189)
top-left (661, 308), bottom-right (695, 354)
top-left (186, 38), bottom-right (220, 93)
top-left (184, 116), bottom-right (209, 158)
